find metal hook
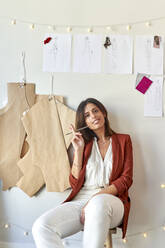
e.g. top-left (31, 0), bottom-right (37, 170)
top-left (19, 51), bottom-right (26, 88)
top-left (49, 73), bottom-right (54, 100)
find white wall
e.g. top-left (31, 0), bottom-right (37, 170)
top-left (0, 0), bottom-right (165, 247)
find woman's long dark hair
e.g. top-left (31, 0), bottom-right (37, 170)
top-left (75, 98), bottom-right (115, 144)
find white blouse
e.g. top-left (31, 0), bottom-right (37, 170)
top-left (83, 137), bottom-right (113, 189)
top-left (73, 137), bottom-right (113, 202)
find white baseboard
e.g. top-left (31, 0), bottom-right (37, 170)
top-left (0, 241), bottom-right (36, 248)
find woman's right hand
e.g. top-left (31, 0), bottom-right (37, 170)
top-left (70, 124), bottom-right (85, 151)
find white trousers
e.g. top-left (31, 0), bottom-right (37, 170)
top-left (32, 194), bottom-right (124, 248)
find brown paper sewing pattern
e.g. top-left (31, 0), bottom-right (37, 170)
top-left (16, 111), bottom-right (45, 196)
top-left (17, 95), bottom-right (63, 196)
top-left (0, 83), bottom-right (35, 190)
top-left (56, 100), bottom-right (76, 149)
top-left (17, 96), bottom-right (76, 196)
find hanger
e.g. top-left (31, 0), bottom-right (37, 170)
top-left (19, 51), bottom-right (26, 88)
top-left (19, 51), bottom-right (31, 115)
top-left (49, 73), bottom-right (54, 100)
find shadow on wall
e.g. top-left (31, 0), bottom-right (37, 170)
top-left (128, 133), bottom-right (164, 233)
top-left (128, 136), bottom-right (149, 231)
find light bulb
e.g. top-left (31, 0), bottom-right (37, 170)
top-left (87, 27), bottom-right (93, 33)
top-left (163, 226), bottom-right (165, 231)
top-left (62, 240), bottom-right (68, 245)
top-left (11, 19), bottom-right (16, 25)
top-left (48, 25), bottom-right (52, 30)
top-left (146, 21), bottom-right (151, 27)
top-left (161, 184), bottom-right (165, 188)
top-left (30, 24), bottom-right (35, 30)
top-left (123, 238), bottom-right (127, 243)
top-left (143, 232), bottom-right (147, 238)
top-left (126, 25), bottom-right (131, 31)
top-left (106, 26), bottom-right (112, 31)
top-left (67, 26), bottom-right (72, 32)
top-left (4, 224), bottom-right (10, 229)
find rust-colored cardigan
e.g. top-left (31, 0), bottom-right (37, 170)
top-left (64, 133), bottom-right (133, 238)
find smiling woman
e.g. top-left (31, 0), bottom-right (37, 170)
top-left (84, 103), bottom-right (107, 132)
top-left (75, 98), bottom-right (115, 144)
top-left (32, 98), bottom-right (133, 248)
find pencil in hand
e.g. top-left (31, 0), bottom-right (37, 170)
top-left (65, 126), bottom-right (88, 135)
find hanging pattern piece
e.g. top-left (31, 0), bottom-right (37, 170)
top-left (0, 83), bottom-right (35, 190)
top-left (17, 95), bottom-right (76, 196)
top-left (17, 95), bottom-right (64, 196)
top-left (17, 134), bottom-right (45, 196)
top-left (56, 99), bottom-right (76, 149)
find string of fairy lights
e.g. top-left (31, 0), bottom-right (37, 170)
top-left (0, 14), bottom-right (165, 245)
top-left (121, 223), bottom-right (165, 243)
top-left (0, 184), bottom-right (165, 242)
top-left (1, 181), bottom-right (165, 242)
top-left (1, 15), bottom-right (165, 32)
top-left (0, 218), bottom-right (165, 244)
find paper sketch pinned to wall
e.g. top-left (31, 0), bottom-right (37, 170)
top-left (135, 35), bottom-right (163, 75)
top-left (144, 76), bottom-right (163, 117)
top-left (43, 34), bottom-right (72, 72)
top-left (103, 35), bottom-right (133, 74)
top-left (73, 34), bottom-right (102, 73)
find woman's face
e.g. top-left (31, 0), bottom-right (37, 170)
top-left (84, 103), bottom-right (105, 131)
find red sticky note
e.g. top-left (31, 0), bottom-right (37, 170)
top-left (136, 76), bottom-right (153, 94)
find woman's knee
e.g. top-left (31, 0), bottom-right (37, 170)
top-left (85, 194), bottom-right (110, 216)
top-left (32, 215), bottom-right (56, 238)
top-left (32, 217), bottom-right (45, 237)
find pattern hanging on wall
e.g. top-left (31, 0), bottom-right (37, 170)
top-left (0, 83), bottom-right (76, 196)
top-left (0, 83), bottom-right (36, 190)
